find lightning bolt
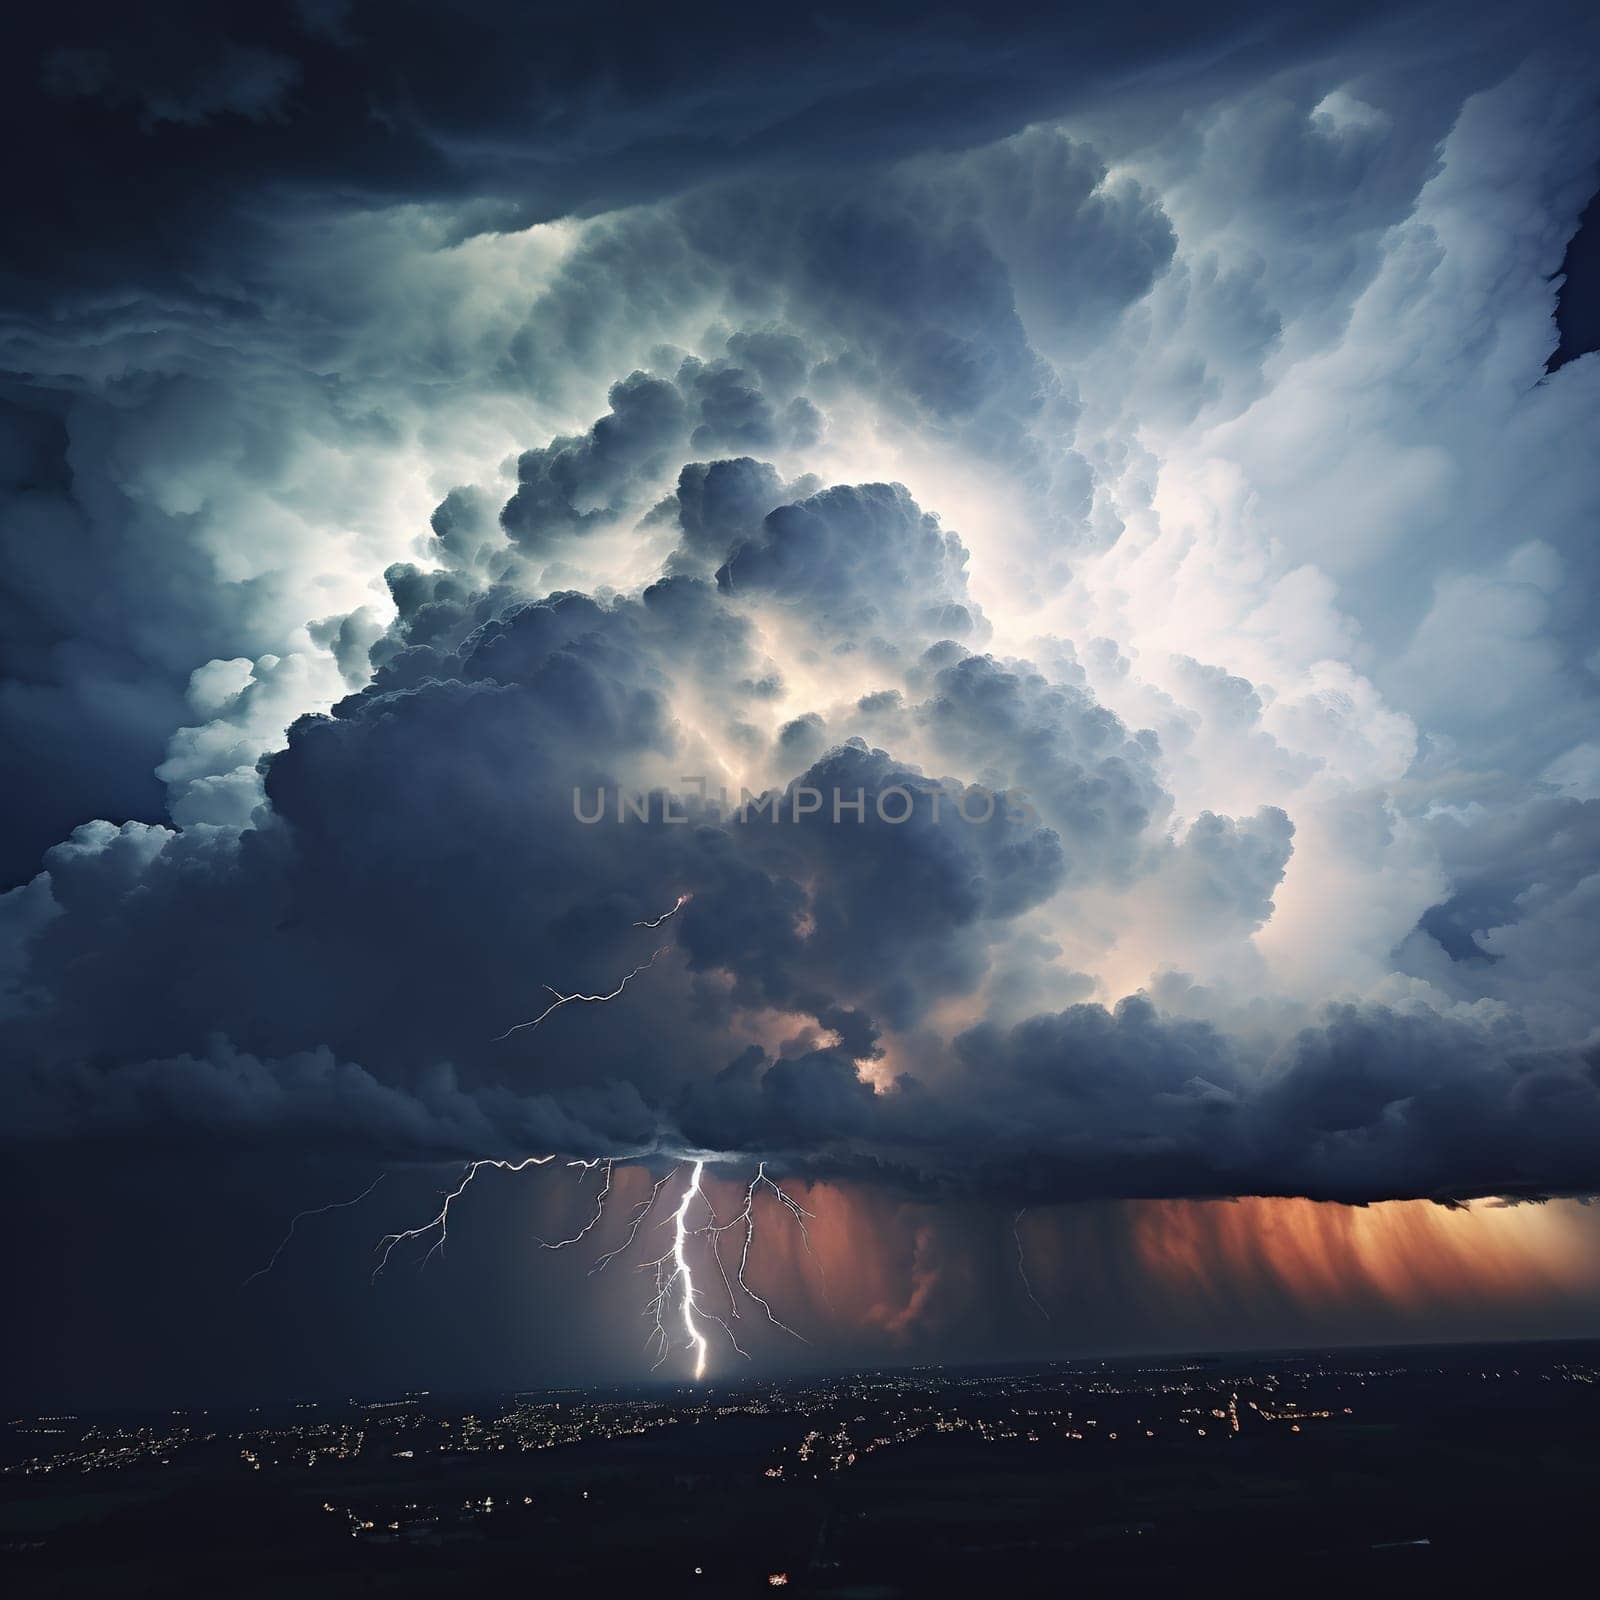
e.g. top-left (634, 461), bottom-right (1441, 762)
top-left (277, 885), bottom-right (828, 1380)
top-left (537, 1159), bottom-right (614, 1249)
top-left (243, 1174), bottom-right (386, 1287)
top-left (259, 873), bottom-right (822, 1381)
top-left (1012, 1207), bottom-right (1051, 1323)
top-left (492, 893), bottom-right (690, 1042)
top-left (371, 1156), bottom-right (558, 1280)
top-left (640, 1164), bottom-right (710, 1376)
top-left (366, 1155), bottom-right (820, 1378)
top-left (672, 1161), bottom-right (712, 1379)
top-left (706, 1163), bottom-right (813, 1343)
top-left (491, 947), bottom-right (669, 1042)
top-left (633, 893), bottom-right (691, 928)
top-left (590, 1166), bottom-right (678, 1274)
top-left (643, 1160), bottom-right (712, 1376)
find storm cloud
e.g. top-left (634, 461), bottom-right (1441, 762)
top-left (4, 0), bottom-right (1600, 1234)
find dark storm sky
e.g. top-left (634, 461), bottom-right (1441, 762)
top-left (3, 1), bottom-right (1600, 1407)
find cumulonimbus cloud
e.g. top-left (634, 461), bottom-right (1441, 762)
top-left (3, 3), bottom-right (1599, 1217)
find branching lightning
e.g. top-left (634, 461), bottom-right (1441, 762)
top-left (491, 947), bottom-right (669, 1042)
top-left (267, 894), bottom-right (825, 1380)
top-left (537, 1159), bottom-right (613, 1249)
top-left (492, 893), bottom-right (689, 1043)
top-left (243, 1174), bottom-right (386, 1287)
top-left (249, 885), bottom-right (1063, 1376)
top-left (644, 1158), bottom-right (714, 1376)
top-left (371, 1156), bottom-right (557, 1280)
top-left (360, 1152), bottom-right (819, 1380)
top-left (590, 1166), bottom-right (678, 1274)
top-left (706, 1163), bottom-right (814, 1343)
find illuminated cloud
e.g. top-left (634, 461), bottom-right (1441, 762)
top-left (3, 1), bottom-right (1599, 1238)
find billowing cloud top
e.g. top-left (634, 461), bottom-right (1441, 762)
top-left (3, 1), bottom-right (1600, 1212)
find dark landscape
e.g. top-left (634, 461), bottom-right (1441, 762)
top-left (7, 1341), bottom-right (1597, 1596)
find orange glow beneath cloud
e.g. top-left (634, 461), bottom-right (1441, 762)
top-left (1124, 1195), bottom-right (1600, 1319)
top-left (534, 1169), bottom-right (1600, 1370)
top-left (684, 1181), bottom-right (1600, 1357)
